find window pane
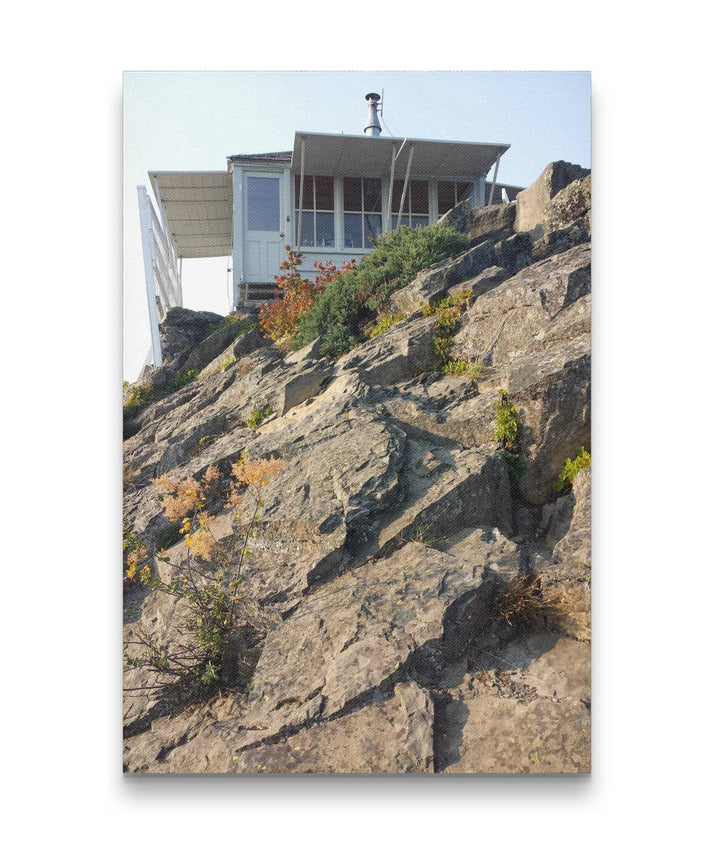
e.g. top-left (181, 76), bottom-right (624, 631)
top-left (437, 181), bottom-right (455, 216)
top-left (364, 178), bottom-right (382, 212)
top-left (344, 213), bottom-right (362, 248)
top-left (392, 179), bottom-right (405, 212)
top-left (248, 176), bottom-right (280, 231)
top-left (410, 180), bottom-right (429, 213)
top-left (391, 214), bottom-right (411, 229)
top-left (316, 211), bottom-right (335, 247)
top-left (411, 215), bottom-right (429, 229)
top-left (344, 178), bottom-right (362, 211)
top-left (315, 176), bottom-right (334, 210)
top-left (364, 213), bottom-right (382, 247)
top-left (296, 211), bottom-right (314, 246)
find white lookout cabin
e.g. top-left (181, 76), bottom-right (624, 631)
top-left (137, 93), bottom-right (518, 367)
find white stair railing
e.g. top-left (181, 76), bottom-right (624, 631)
top-left (137, 185), bottom-right (183, 367)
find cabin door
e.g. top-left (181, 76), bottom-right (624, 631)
top-left (244, 172), bottom-right (285, 283)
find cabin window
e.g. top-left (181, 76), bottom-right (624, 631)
top-left (391, 179), bottom-right (429, 229)
top-left (247, 175), bottom-right (281, 231)
top-left (295, 175), bottom-right (335, 247)
top-left (343, 177), bottom-right (382, 249)
top-left (437, 180), bottom-right (474, 217)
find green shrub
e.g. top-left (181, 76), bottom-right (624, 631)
top-left (421, 289), bottom-right (474, 370)
top-left (291, 222), bottom-right (469, 359)
top-left (442, 358), bottom-right (484, 379)
top-left (246, 405), bottom-right (273, 430)
top-left (551, 447), bottom-right (591, 495)
top-left (170, 368), bottom-right (198, 391)
top-left (123, 384), bottom-right (154, 419)
top-left (369, 312), bottom-right (406, 338)
top-left (493, 389), bottom-right (526, 479)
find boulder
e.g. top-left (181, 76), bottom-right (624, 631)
top-left (493, 232), bottom-right (534, 274)
top-left (515, 161), bottom-right (591, 237)
top-left (389, 241), bottom-right (496, 316)
top-left (159, 307), bottom-right (225, 363)
top-left (547, 466), bottom-right (591, 568)
top-left (468, 201), bottom-right (517, 246)
top-left (535, 174), bottom-right (592, 259)
top-left (335, 315), bottom-right (436, 386)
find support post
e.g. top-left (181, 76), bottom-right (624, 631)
top-left (297, 137), bottom-right (306, 248)
top-left (488, 155), bottom-right (501, 208)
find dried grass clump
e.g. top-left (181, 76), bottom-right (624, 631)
top-left (493, 574), bottom-right (569, 631)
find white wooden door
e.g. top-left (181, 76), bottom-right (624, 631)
top-left (244, 173), bottom-right (285, 282)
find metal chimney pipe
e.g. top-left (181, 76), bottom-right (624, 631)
top-left (364, 92), bottom-right (382, 136)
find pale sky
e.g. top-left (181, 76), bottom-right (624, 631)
top-left (124, 70), bottom-right (590, 380)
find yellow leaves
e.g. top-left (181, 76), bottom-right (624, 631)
top-left (184, 529), bottom-right (217, 561)
top-left (231, 455), bottom-right (286, 489)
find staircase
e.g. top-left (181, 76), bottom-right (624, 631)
top-left (237, 282), bottom-right (279, 307)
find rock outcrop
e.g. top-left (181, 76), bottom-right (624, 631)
top-left (123, 161), bottom-right (591, 775)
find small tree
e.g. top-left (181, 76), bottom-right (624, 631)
top-left (124, 455), bottom-right (285, 690)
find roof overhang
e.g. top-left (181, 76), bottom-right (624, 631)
top-left (291, 132), bottom-right (510, 179)
top-left (149, 171), bottom-right (232, 258)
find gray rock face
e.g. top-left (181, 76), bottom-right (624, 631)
top-left (335, 316), bottom-right (436, 386)
top-left (159, 307), bottom-right (226, 363)
top-left (389, 241), bottom-right (496, 316)
top-left (515, 161), bottom-right (591, 236)
top-left (440, 200), bottom-right (517, 247)
top-left (535, 174), bottom-right (592, 259)
top-left (238, 536), bottom-right (520, 743)
top-left (123, 160), bottom-right (591, 775)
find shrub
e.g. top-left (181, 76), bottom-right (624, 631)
top-left (551, 447), bottom-right (591, 495)
top-left (259, 246), bottom-right (356, 349)
top-left (124, 456), bottom-right (285, 690)
top-left (291, 222), bottom-right (469, 359)
top-left (246, 405), bottom-right (273, 430)
top-left (123, 384), bottom-right (154, 419)
top-left (442, 358), bottom-right (484, 379)
top-left (421, 290), bottom-right (473, 370)
top-left (170, 368), bottom-right (198, 391)
top-left (369, 312), bottom-right (406, 338)
top-left (493, 389), bottom-right (526, 479)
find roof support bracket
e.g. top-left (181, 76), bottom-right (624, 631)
top-left (487, 154), bottom-right (502, 208)
top-left (395, 144), bottom-right (414, 230)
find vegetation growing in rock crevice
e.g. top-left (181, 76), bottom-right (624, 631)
top-left (551, 447), bottom-right (591, 495)
top-left (492, 574), bottom-right (568, 632)
top-left (421, 289), bottom-right (474, 371)
top-left (493, 390), bottom-right (526, 480)
top-left (246, 405), bottom-right (273, 430)
top-left (369, 312), bottom-right (406, 338)
top-left (124, 455), bottom-right (285, 691)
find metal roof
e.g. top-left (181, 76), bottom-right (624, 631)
top-left (149, 171), bottom-right (233, 258)
top-left (227, 150), bottom-right (292, 163)
top-left (291, 132), bottom-right (510, 179)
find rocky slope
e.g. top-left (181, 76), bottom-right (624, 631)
top-left (123, 161), bottom-right (591, 774)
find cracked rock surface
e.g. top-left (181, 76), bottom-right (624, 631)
top-left (123, 166), bottom-right (591, 774)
